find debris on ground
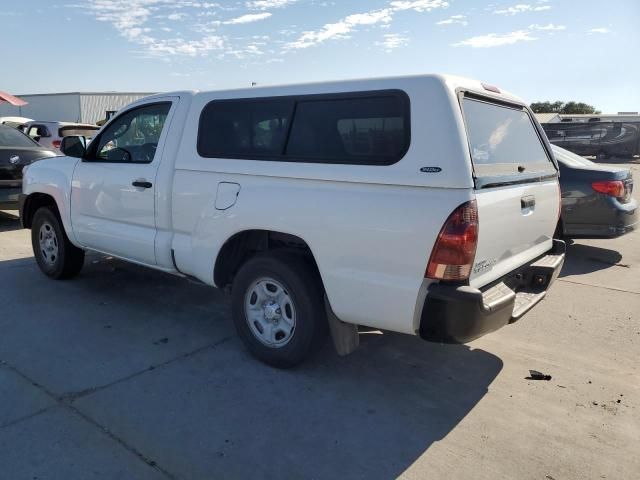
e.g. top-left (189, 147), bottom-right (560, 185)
top-left (153, 337), bottom-right (169, 345)
top-left (526, 370), bottom-right (552, 381)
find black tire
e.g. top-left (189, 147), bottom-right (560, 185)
top-left (231, 251), bottom-right (327, 368)
top-left (31, 207), bottom-right (85, 280)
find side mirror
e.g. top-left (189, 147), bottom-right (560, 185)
top-left (60, 136), bottom-right (87, 158)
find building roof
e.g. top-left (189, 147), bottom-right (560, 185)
top-left (14, 92), bottom-right (157, 97)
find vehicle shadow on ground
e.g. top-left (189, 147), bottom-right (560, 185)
top-left (0, 211), bottom-right (21, 232)
top-left (560, 242), bottom-right (625, 277)
top-left (0, 255), bottom-right (503, 480)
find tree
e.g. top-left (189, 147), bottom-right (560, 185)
top-left (530, 100), bottom-right (600, 115)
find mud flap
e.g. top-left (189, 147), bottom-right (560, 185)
top-left (324, 295), bottom-right (359, 356)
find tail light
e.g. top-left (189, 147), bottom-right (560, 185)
top-left (557, 182), bottom-right (562, 220)
top-left (52, 140), bottom-right (62, 149)
top-left (426, 200), bottom-right (479, 282)
top-left (592, 180), bottom-right (624, 198)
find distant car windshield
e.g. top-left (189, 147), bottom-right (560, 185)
top-left (462, 97), bottom-right (554, 177)
top-left (0, 124), bottom-right (39, 148)
top-left (551, 145), bottom-right (596, 167)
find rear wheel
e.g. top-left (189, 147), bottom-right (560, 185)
top-left (31, 207), bottom-right (84, 279)
top-left (231, 252), bottom-right (327, 368)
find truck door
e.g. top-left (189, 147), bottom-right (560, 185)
top-left (71, 99), bottom-right (176, 265)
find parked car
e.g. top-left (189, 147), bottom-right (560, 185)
top-left (553, 145), bottom-right (637, 238)
top-left (23, 121), bottom-right (100, 152)
top-left (19, 75), bottom-right (565, 367)
top-left (0, 116), bottom-right (33, 130)
top-left (0, 124), bottom-right (56, 209)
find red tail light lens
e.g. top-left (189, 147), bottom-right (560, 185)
top-left (426, 200), bottom-right (479, 281)
top-left (52, 140), bottom-right (62, 149)
top-left (592, 180), bottom-right (624, 198)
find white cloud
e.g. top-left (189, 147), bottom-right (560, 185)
top-left (389, 0), bottom-right (449, 12)
top-left (146, 35), bottom-right (226, 56)
top-left (167, 12), bottom-right (187, 21)
top-left (246, 0), bottom-right (297, 9)
top-left (453, 30), bottom-right (536, 48)
top-left (494, 4), bottom-right (551, 15)
top-left (376, 33), bottom-right (409, 52)
top-left (436, 14), bottom-right (467, 26)
top-left (287, 10), bottom-right (394, 49)
top-left (589, 27), bottom-right (609, 34)
top-left (528, 23), bottom-right (565, 31)
top-left (223, 12), bottom-right (272, 24)
top-left (73, 0), bottom-right (229, 57)
top-left (287, 0), bottom-right (448, 49)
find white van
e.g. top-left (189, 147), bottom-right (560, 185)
top-left (20, 74), bottom-right (565, 367)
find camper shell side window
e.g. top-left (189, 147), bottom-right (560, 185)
top-left (197, 89), bottom-right (411, 166)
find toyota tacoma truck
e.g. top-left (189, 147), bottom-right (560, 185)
top-left (20, 74), bottom-right (565, 367)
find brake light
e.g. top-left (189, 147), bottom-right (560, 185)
top-left (426, 200), bottom-right (479, 281)
top-left (52, 140), bottom-right (61, 149)
top-left (592, 180), bottom-right (624, 198)
top-left (557, 182), bottom-right (562, 220)
top-left (482, 83), bottom-right (501, 94)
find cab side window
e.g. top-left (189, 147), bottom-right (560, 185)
top-left (92, 103), bottom-right (171, 163)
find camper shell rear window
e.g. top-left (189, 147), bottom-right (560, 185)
top-left (197, 90), bottom-right (410, 166)
top-left (59, 126), bottom-right (100, 139)
top-left (461, 94), bottom-right (556, 183)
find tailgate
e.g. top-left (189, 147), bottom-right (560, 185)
top-left (472, 180), bottom-right (558, 287)
top-left (460, 94), bottom-right (560, 288)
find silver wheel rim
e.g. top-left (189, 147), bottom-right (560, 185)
top-left (244, 277), bottom-right (296, 348)
top-left (38, 222), bottom-right (59, 266)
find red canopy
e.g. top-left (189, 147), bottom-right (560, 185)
top-left (0, 91), bottom-right (28, 106)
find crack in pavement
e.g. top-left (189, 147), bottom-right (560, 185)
top-left (0, 406), bottom-right (55, 430)
top-left (557, 278), bottom-right (640, 295)
top-left (57, 335), bottom-right (233, 403)
top-left (0, 334), bottom-right (234, 480)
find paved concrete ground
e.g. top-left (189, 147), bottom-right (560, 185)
top-left (1, 161), bottom-right (638, 479)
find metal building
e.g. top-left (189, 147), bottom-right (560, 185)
top-left (0, 92), bottom-right (155, 124)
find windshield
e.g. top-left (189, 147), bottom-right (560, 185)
top-left (462, 97), bottom-right (554, 178)
top-left (0, 124), bottom-right (39, 148)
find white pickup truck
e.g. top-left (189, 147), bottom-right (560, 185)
top-left (20, 74), bottom-right (565, 367)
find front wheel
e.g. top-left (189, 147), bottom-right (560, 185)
top-left (231, 252), bottom-right (327, 368)
top-left (31, 207), bottom-right (85, 279)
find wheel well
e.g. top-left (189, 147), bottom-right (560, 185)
top-left (22, 193), bottom-right (59, 228)
top-left (214, 230), bottom-right (320, 288)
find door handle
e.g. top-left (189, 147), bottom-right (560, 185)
top-left (132, 180), bottom-right (153, 189)
top-left (521, 195), bottom-right (535, 209)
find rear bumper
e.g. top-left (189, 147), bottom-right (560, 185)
top-left (419, 240), bottom-right (566, 344)
top-left (0, 187), bottom-right (21, 210)
top-left (564, 198), bottom-right (637, 238)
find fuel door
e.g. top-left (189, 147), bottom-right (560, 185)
top-left (215, 182), bottom-right (241, 210)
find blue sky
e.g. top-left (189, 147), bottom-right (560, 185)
top-left (1, 0), bottom-right (638, 112)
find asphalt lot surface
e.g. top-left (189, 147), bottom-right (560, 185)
top-left (1, 160), bottom-right (639, 479)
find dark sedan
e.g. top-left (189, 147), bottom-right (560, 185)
top-left (0, 124), bottom-right (57, 209)
top-left (553, 145), bottom-right (637, 238)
